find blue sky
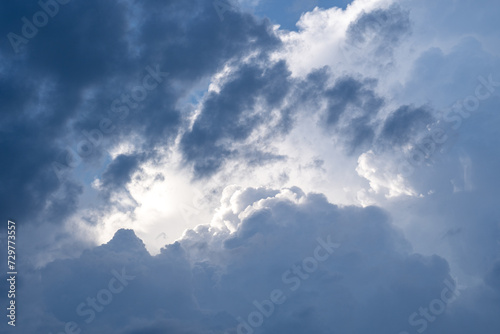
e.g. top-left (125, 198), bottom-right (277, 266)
top-left (1, 0), bottom-right (500, 333)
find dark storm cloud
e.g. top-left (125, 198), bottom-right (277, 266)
top-left (342, 115), bottom-right (375, 152)
top-left (346, 4), bottom-right (411, 57)
top-left (179, 60), bottom-right (392, 177)
top-left (180, 59), bottom-right (292, 178)
top-left (313, 74), bottom-right (384, 153)
top-left (0, 0), bottom-right (280, 226)
top-left (0, 120), bottom-right (76, 224)
top-left (274, 66), bottom-right (330, 134)
top-left (100, 153), bottom-right (145, 190)
top-left (380, 105), bottom-right (434, 145)
top-left (323, 76), bottom-right (383, 126)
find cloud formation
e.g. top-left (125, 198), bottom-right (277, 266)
top-left (11, 187), bottom-right (498, 334)
top-left (1, 0), bottom-right (500, 333)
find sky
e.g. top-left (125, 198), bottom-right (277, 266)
top-left (0, 0), bottom-right (499, 333)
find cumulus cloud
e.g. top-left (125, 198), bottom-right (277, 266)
top-left (9, 187), bottom-right (499, 334)
top-left (1, 0), bottom-right (500, 333)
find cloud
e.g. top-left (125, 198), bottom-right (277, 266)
top-left (346, 3), bottom-right (411, 58)
top-left (100, 153), bottom-right (145, 191)
top-left (380, 105), bottom-right (434, 145)
top-left (0, 0), bottom-right (284, 263)
top-left (180, 59), bottom-right (292, 178)
top-left (356, 150), bottom-right (417, 199)
top-left (8, 187), bottom-right (497, 334)
top-left (1, 1), bottom-right (500, 333)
